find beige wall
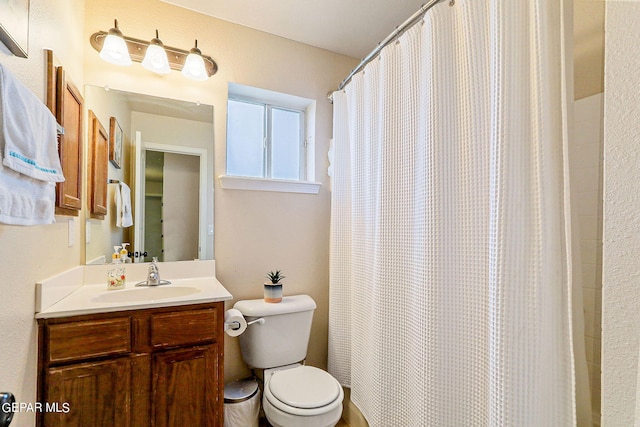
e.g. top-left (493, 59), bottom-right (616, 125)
top-left (573, 93), bottom-right (604, 426)
top-left (574, 1), bottom-right (605, 100)
top-left (0, 1), bottom-right (85, 425)
top-left (81, 0), bottom-right (358, 382)
top-left (602, 2), bottom-right (640, 426)
top-left (573, 2), bottom-right (605, 424)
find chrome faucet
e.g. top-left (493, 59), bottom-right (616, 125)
top-left (147, 257), bottom-right (161, 286)
top-left (135, 257), bottom-right (171, 287)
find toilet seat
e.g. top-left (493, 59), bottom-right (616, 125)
top-left (264, 366), bottom-right (344, 416)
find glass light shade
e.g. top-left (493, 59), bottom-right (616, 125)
top-left (181, 52), bottom-right (208, 81)
top-left (99, 33), bottom-right (132, 66)
top-left (142, 44), bottom-right (170, 75)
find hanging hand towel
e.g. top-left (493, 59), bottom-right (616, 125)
top-left (114, 182), bottom-right (123, 228)
top-left (0, 163), bottom-right (56, 225)
top-left (119, 182), bottom-right (133, 228)
top-left (0, 63), bottom-right (65, 182)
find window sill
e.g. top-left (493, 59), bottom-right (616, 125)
top-left (218, 175), bottom-right (321, 194)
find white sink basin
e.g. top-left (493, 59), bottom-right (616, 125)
top-left (91, 286), bottom-right (201, 304)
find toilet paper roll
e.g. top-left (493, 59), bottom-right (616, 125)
top-left (224, 308), bottom-right (247, 337)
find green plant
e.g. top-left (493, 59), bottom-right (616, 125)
top-left (266, 270), bottom-right (285, 284)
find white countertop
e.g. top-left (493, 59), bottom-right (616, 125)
top-left (35, 260), bottom-right (232, 319)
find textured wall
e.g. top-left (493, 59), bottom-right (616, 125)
top-left (602, 3), bottom-right (640, 426)
top-left (0, 1), bottom-right (85, 425)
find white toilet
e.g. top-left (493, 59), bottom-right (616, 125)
top-left (233, 294), bottom-right (344, 427)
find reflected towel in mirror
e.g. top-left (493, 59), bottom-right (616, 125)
top-left (115, 182), bottom-right (133, 228)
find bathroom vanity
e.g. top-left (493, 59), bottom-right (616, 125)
top-left (34, 260), bottom-right (231, 427)
top-left (37, 302), bottom-right (223, 427)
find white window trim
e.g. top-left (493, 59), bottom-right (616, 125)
top-left (218, 175), bottom-right (321, 194)
top-left (225, 83), bottom-right (318, 193)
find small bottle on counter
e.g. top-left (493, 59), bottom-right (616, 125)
top-left (107, 246), bottom-right (126, 290)
top-left (120, 243), bottom-right (131, 263)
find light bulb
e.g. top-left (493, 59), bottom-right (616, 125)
top-left (142, 30), bottom-right (171, 75)
top-left (181, 40), bottom-right (209, 81)
top-left (99, 19), bottom-right (132, 66)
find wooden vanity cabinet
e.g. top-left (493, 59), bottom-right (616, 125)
top-left (37, 302), bottom-right (224, 427)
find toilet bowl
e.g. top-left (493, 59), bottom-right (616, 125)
top-left (233, 295), bottom-right (344, 427)
top-left (262, 364), bottom-right (344, 427)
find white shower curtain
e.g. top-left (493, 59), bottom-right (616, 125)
top-left (329, 1), bottom-right (577, 426)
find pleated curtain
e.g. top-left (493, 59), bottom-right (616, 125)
top-left (329, 1), bottom-right (576, 425)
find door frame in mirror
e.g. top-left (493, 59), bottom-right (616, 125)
top-left (133, 131), bottom-right (209, 261)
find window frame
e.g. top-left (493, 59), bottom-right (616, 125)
top-left (221, 84), bottom-right (320, 195)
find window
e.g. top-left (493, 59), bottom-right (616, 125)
top-left (227, 99), bottom-right (304, 180)
top-left (221, 83), bottom-right (320, 194)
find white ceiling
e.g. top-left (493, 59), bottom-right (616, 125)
top-left (161, 0), bottom-right (428, 59)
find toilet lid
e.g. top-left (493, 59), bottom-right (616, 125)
top-left (268, 366), bottom-right (341, 409)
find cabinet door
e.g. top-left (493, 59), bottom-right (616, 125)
top-left (44, 358), bottom-right (131, 427)
top-left (152, 344), bottom-right (222, 427)
top-left (46, 50), bottom-right (83, 216)
top-left (54, 68), bottom-right (83, 215)
top-left (88, 110), bottom-right (108, 219)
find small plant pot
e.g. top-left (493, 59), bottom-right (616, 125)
top-left (264, 283), bottom-right (283, 303)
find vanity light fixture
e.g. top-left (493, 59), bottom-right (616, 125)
top-left (90, 21), bottom-right (218, 80)
top-left (99, 19), bottom-right (132, 66)
top-left (141, 30), bottom-right (171, 75)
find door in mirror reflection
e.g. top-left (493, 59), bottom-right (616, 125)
top-left (134, 131), bottom-right (206, 262)
top-left (141, 150), bottom-right (199, 262)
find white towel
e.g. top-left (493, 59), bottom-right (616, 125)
top-left (0, 63), bottom-right (65, 182)
top-left (117, 182), bottom-right (133, 228)
top-left (0, 162), bottom-right (56, 225)
top-left (114, 183), bottom-right (123, 228)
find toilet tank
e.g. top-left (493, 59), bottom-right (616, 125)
top-left (233, 295), bottom-right (317, 369)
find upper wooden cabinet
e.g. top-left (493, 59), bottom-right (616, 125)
top-left (55, 69), bottom-right (84, 214)
top-left (46, 50), bottom-right (84, 216)
top-left (88, 111), bottom-right (108, 219)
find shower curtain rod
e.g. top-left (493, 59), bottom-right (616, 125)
top-left (329, 0), bottom-right (448, 102)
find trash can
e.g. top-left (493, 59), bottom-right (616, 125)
top-left (224, 378), bottom-right (260, 427)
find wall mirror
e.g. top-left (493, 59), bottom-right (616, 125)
top-left (83, 85), bottom-right (215, 264)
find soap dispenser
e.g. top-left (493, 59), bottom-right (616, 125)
top-left (120, 243), bottom-right (131, 263)
top-left (107, 246), bottom-right (126, 290)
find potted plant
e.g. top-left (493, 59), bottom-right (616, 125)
top-left (264, 270), bottom-right (285, 303)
